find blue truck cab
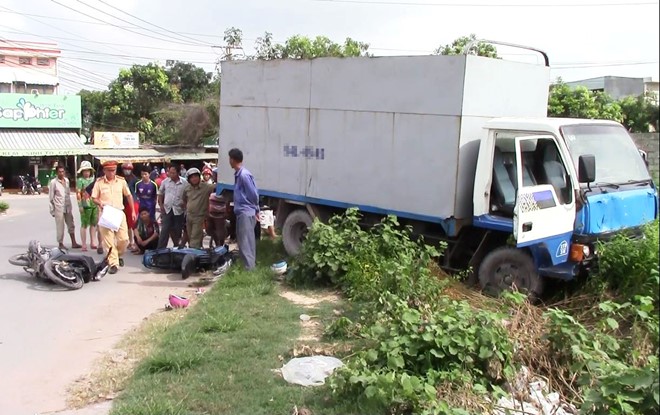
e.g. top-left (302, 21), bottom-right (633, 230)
top-left (470, 118), bottom-right (657, 296)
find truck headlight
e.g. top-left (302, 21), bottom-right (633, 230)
top-left (582, 245), bottom-right (591, 258)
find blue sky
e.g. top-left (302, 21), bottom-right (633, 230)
top-left (1, 0), bottom-right (658, 94)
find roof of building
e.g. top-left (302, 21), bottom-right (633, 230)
top-left (0, 40), bottom-right (61, 58)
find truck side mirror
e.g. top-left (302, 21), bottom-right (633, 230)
top-left (639, 149), bottom-right (649, 167)
top-left (578, 155), bottom-right (596, 183)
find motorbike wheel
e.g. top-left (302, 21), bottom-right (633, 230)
top-left (9, 253), bottom-right (30, 267)
top-left (21, 185), bottom-right (28, 195)
top-left (44, 258), bottom-right (84, 290)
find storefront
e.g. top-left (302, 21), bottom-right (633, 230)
top-left (86, 133), bottom-right (217, 173)
top-left (0, 93), bottom-right (86, 187)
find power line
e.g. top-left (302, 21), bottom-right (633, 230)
top-left (93, 0), bottom-right (215, 47)
top-left (0, 4), bottom-right (135, 67)
top-left (0, 28), bottom-right (222, 54)
top-left (311, 0), bottom-right (658, 6)
top-left (49, 0), bottom-right (215, 48)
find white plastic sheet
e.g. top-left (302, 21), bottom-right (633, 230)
top-left (98, 205), bottom-right (123, 231)
top-left (281, 356), bottom-right (344, 387)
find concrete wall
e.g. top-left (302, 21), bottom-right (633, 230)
top-left (631, 132), bottom-right (660, 179)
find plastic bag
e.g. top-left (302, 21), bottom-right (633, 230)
top-left (280, 356), bottom-right (344, 386)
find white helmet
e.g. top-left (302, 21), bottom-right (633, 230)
top-left (186, 167), bottom-right (201, 177)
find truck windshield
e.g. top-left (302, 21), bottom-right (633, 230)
top-left (561, 124), bottom-right (650, 185)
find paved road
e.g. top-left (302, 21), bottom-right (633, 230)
top-left (0, 194), bottom-right (193, 415)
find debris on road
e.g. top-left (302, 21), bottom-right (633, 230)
top-left (281, 356), bottom-right (344, 387)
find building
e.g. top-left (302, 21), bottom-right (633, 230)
top-left (643, 77), bottom-right (659, 105)
top-left (0, 39), bottom-right (60, 95)
top-left (0, 93), bottom-right (87, 187)
top-left (566, 76), bottom-right (658, 101)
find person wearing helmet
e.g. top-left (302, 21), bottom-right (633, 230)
top-left (182, 167), bottom-right (215, 249)
top-left (202, 168), bottom-right (214, 185)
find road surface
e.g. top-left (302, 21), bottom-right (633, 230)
top-left (0, 194), bottom-right (193, 415)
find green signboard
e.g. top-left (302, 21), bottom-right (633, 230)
top-left (0, 93), bottom-right (81, 129)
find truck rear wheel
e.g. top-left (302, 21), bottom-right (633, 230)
top-left (478, 247), bottom-right (543, 302)
top-left (282, 210), bottom-right (313, 257)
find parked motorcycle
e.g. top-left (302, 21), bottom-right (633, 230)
top-left (8, 240), bottom-right (111, 290)
top-left (0, 176), bottom-right (3, 196)
top-left (18, 175), bottom-right (41, 195)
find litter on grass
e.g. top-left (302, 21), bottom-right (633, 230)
top-left (281, 356), bottom-right (344, 386)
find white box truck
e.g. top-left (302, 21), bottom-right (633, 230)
top-left (217, 42), bottom-right (658, 298)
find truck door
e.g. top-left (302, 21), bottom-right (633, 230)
top-left (513, 135), bottom-right (576, 249)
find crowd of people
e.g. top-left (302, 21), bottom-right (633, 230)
top-left (47, 149), bottom-right (272, 274)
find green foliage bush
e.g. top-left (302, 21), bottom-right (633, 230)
top-left (593, 220), bottom-right (659, 304)
top-left (291, 211), bottom-right (659, 414)
top-left (330, 293), bottom-right (513, 414)
top-left (288, 208), bottom-right (445, 304)
top-left (0, 201), bottom-right (8, 212)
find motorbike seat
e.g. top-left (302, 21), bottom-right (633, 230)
top-left (55, 254), bottom-right (96, 273)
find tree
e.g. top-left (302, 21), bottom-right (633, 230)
top-left (252, 32), bottom-right (370, 60)
top-left (104, 63), bottom-right (182, 143)
top-left (222, 27), bottom-right (244, 61)
top-left (619, 93), bottom-right (659, 133)
top-left (547, 80), bottom-right (623, 122)
top-left (435, 34), bottom-right (498, 58)
top-left (79, 89), bottom-right (107, 142)
top-left (166, 61), bottom-right (212, 103)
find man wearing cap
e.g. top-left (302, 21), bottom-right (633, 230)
top-left (182, 168), bottom-right (215, 249)
top-left (91, 160), bottom-right (137, 274)
top-left (49, 165), bottom-right (82, 250)
top-left (76, 161), bottom-right (99, 252)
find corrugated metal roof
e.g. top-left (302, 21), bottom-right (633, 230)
top-left (161, 152), bottom-right (217, 161)
top-left (87, 148), bottom-right (217, 162)
top-left (0, 129), bottom-right (86, 156)
top-left (88, 148), bottom-right (166, 163)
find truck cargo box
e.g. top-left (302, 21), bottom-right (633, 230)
top-left (218, 54), bottom-right (550, 223)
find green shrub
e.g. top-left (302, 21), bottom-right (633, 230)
top-left (330, 293), bottom-right (513, 414)
top-left (594, 220), bottom-right (659, 304)
top-left (289, 208), bottom-right (445, 304)
top-left (544, 297), bottom-right (659, 414)
top-left (0, 201), bottom-right (8, 213)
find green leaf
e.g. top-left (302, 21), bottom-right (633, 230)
top-left (424, 383), bottom-right (437, 398)
top-left (401, 374), bottom-right (414, 395)
top-left (478, 346), bottom-right (493, 359)
top-left (366, 349), bottom-right (379, 362)
top-left (605, 317), bottom-right (619, 330)
top-left (402, 311), bottom-right (418, 324)
top-left (387, 354), bottom-right (405, 369)
top-left (364, 385), bottom-right (378, 398)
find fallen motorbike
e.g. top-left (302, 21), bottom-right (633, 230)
top-left (142, 244), bottom-right (237, 279)
top-left (8, 240), bottom-right (111, 290)
top-left (18, 175), bottom-right (41, 195)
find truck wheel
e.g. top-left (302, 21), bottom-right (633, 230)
top-left (478, 247), bottom-right (543, 302)
top-left (282, 210), bottom-right (313, 257)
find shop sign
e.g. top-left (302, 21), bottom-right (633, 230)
top-left (0, 94), bottom-right (81, 129)
top-left (93, 131), bottom-right (140, 149)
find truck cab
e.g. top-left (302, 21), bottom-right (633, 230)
top-left (472, 117), bottom-right (658, 296)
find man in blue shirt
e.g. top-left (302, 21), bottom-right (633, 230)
top-left (228, 148), bottom-right (259, 269)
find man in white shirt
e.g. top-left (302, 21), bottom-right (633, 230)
top-left (157, 164), bottom-right (188, 248)
top-left (49, 165), bottom-right (82, 249)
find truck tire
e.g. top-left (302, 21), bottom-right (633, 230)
top-left (282, 210), bottom-right (313, 257)
top-left (478, 247), bottom-right (543, 302)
